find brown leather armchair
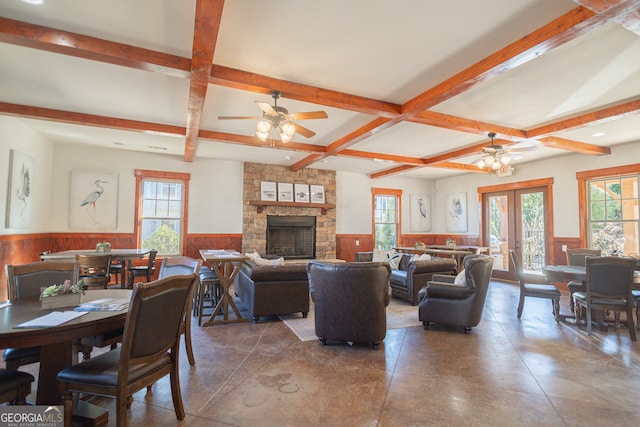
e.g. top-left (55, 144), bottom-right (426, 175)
top-left (418, 255), bottom-right (493, 333)
top-left (307, 260), bottom-right (391, 349)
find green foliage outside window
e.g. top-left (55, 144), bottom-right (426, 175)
top-left (142, 223), bottom-right (179, 255)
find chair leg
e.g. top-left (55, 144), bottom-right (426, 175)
top-left (169, 370), bottom-right (185, 421)
top-left (586, 304), bottom-right (593, 336)
top-left (569, 291), bottom-right (575, 313)
top-left (517, 293), bottom-right (525, 319)
top-left (627, 307), bottom-right (637, 342)
top-left (552, 299), bottom-right (560, 322)
top-left (117, 393), bottom-right (129, 427)
top-left (62, 392), bottom-right (74, 427)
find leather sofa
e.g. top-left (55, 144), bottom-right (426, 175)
top-left (234, 260), bottom-right (310, 323)
top-left (307, 260), bottom-right (391, 349)
top-left (355, 252), bottom-right (457, 305)
top-left (418, 254), bottom-right (493, 333)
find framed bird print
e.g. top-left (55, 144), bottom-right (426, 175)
top-left (5, 149), bottom-right (33, 229)
top-left (69, 170), bottom-right (118, 230)
top-left (410, 194), bottom-right (431, 232)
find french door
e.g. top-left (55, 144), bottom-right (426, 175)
top-left (481, 181), bottom-right (551, 281)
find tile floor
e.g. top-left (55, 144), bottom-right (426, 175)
top-left (9, 280), bottom-right (640, 426)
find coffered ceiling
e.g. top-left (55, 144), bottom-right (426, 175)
top-left (1, 0), bottom-right (639, 179)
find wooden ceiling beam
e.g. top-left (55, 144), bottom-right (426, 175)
top-left (290, 117), bottom-right (396, 170)
top-left (210, 65), bottom-right (401, 118)
top-left (183, 0), bottom-right (225, 162)
top-left (527, 97), bottom-right (640, 137)
top-left (0, 102), bottom-right (186, 136)
top-left (0, 17), bottom-right (191, 78)
top-left (573, 0), bottom-right (640, 35)
top-left (538, 136), bottom-right (611, 154)
top-left (409, 111), bottom-right (527, 140)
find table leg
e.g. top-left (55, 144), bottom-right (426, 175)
top-left (202, 261), bottom-right (249, 326)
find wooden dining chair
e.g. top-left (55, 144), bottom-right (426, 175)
top-left (0, 368), bottom-right (34, 405)
top-left (76, 254), bottom-right (112, 289)
top-left (565, 248), bottom-right (601, 313)
top-left (509, 250), bottom-right (561, 321)
top-left (3, 262), bottom-right (79, 371)
top-left (57, 273), bottom-right (197, 427)
top-left (573, 256), bottom-right (636, 341)
top-left (157, 256), bottom-right (202, 366)
top-left (126, 250), bottom-right (158, 288)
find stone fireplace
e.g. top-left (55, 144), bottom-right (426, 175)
top-left (242, 163), bottom-right (336, 260)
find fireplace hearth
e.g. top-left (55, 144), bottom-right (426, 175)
top-left (266, 215), bottom-right (316, 260)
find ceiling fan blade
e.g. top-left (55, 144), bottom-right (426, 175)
top-left (256, 101), bottom-right (278, 116)
top-left (293, 123), bottom-right (316, 138)
top-left (218, 115), bottom-right (260, 120)
top-left (289, 111), bottom-right (328, 120)
top-left (505, 146), bottom-right (537, 153)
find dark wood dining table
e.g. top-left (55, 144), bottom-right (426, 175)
top-left (41, 249), bottom-right (152, 288)
top-left (0, 290), bottom-right (131, 411)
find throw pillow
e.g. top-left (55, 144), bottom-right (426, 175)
top-left (387, 252), bottom-right (402, 270)
top-left (245, 252), bottom-right (262, 262)
top-left (453, 269), bottom-right (466, 286)
top-left (417, 254), bottom-right (431, 261)
top-left (372, 249), bottom-right (393, 263)
top-left (254, 256), bottom-right (285, 266)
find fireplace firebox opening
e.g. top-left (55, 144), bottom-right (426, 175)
top-left (266, 215), bottom-right (316, 260)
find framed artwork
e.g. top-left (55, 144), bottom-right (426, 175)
top-left (446, 192), bottom-right (467, 232)
top-left (260, 181), bottom-right (277, 201)
top-left (410, 194), bottom-right (431, 232)
top-left (294, 184), bottom-right (310, 202)
top-left (69, 170), bottom-right (118, 230)
top-left (310, 184), bottom-right (325, 203)
top-left (278, 182), bottom-right (293, 202)
top-left (5, 149), bottom-right (33, 229)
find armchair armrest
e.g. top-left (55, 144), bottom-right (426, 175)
top-left (424, 282), bottom-right (474, 299)
top-left (430, 274), bottom-right (455, 283)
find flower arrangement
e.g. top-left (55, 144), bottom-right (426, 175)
top-left (40, 279), bottom-right (85, 300)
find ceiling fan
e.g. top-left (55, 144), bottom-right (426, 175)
top-left (474, 132), bottom-right (537, 171)
top-left (218, 90), bottom-right (328, 143)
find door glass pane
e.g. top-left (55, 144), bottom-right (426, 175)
top-left (488, 195), bottom-right (509, 272)
top-left (520, 191), bottom-right (545, 271)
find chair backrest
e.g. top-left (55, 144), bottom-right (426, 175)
top-left (6, 261), bottom-right (79, 301)
top-left (307, 261), bottom-right (391, 343)
top-left (147, 250), bottom-right (158, 272)
top-left (76, 254), bottom-right (112, 289)
top-left (158, 256), bottom-right (202, 279)
top-left (508, 250), bottom-right (525, 288)
top-left (586, 256), bottom-right (636, 298)
top-left (566, 248), bottom-right (601, 266)
top-left (119, 274), bottom-right (197, 366)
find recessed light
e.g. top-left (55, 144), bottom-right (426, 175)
top-left (21, 0), bottom-right (44, 4)
top-left (113, 142), bottom-right (125, 146)
top-left (147, 145), bottom-right (167, 150)
top-left (592, 132), bottom-right (605, 137)
top-left (284, 156), bottom-right (292, 161)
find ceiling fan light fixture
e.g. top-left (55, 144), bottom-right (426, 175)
top-left (256, 130), bottom-right (269, 142)
top-left (477, 159), bottom-right (486, 169)
top-left (500, 155), bottom-right (511, 165)
top-left (256, 117), bottom-right (272, 133)
top-left (485, 155), bottom-right (495, 165)
top-left (491, 161), bottom-right (501, 170)
top-left (280, 121), bottom-right (296, 140)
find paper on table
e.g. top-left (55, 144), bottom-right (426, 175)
top-left (14, 311), bottom-right (88, 329)
top-left (75, 298), bottom-right (129, 312)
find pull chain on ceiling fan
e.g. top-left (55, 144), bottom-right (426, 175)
top-left (218, 91), bottom-right (328, 143)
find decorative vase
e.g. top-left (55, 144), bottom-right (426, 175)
top-left (41, 293), bottom-right (82, 310)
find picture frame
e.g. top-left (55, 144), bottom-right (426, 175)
top-left (310, 184), bottom-right (325, 203)
top-left (5, 149), bottom-right (33, 229)
top-left (294, 184), bottom-right (310, 202)
top-left (445, 192), bottom-right (467, 232)
top-left (410, 194), bottom-right (431, 232)
top-left (69, 170), bottom-right (118, 230)
top-left (260, 181), bottom-right (277, 201)
top-left (278, 182), bottom-right (294, 202)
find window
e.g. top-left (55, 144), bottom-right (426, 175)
top-left (372, 188), bottom-right (401, 250)
top-left (134, 170), bottom-right (190, 256)
top-left (587, 175), bottom-right (639, 255)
